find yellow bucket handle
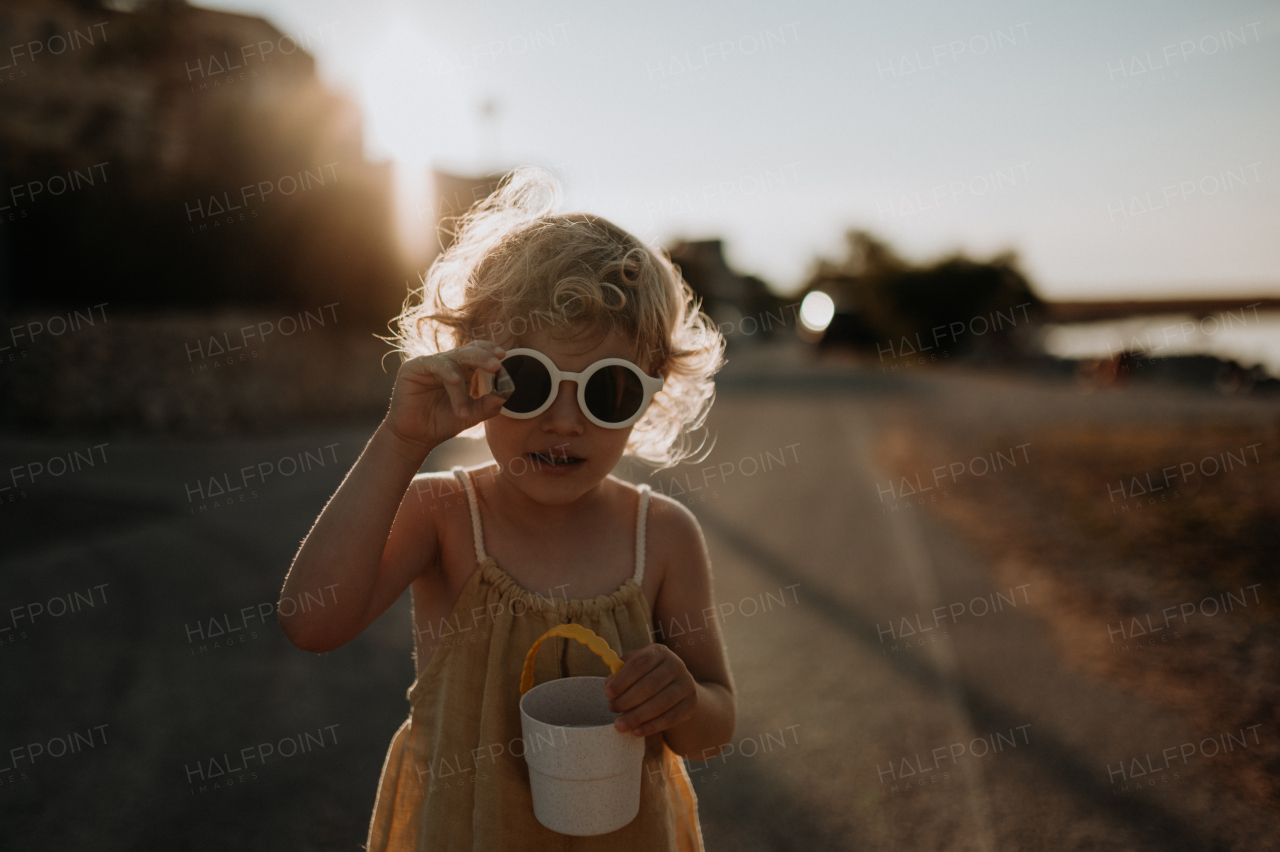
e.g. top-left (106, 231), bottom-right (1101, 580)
top-left (520, 623), bottom-right (624, 695)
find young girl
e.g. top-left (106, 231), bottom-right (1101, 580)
top-left (277, 168), bottom-right (735, 850)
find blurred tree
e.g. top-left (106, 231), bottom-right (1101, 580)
top-left (803, 230), bottom-right (1044, 357)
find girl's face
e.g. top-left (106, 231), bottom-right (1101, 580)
top-left (484, 322), bottom-right (650, 507)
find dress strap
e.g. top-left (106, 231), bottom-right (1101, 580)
top-left (451, 466), bottom-right (488, 564)
top-left (633, 484), bottom-right (652, 585)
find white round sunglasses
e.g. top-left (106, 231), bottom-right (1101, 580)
top-left (495, 348), bottom-right (664, 429)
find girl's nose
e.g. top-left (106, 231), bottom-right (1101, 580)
top-left (541, 380), bottom-right (584, 434)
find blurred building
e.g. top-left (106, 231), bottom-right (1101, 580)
top-left (0, 0), bottom-right (402, 325)
top-left (666, 239), bottom-right (787, 343)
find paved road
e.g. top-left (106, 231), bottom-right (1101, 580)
top-left (1, 344), bottom-right (1274, 850)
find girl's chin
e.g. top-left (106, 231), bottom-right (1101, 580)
top-left (508, 475), bottom-right (599, 506)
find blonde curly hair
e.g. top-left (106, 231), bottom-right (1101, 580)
top-left (392, 167), bottom-right (725, 468)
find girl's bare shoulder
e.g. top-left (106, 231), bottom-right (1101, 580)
top-left (396, 470), bottom-right (477, 560)
top-left (607, 476), bottom-right (706, 566)
top-left (625, 484), bottom-right (713, 618)
top-left (410, 468), bottom-right (469, 496)
top-left (645, 490), bottom-right (705, 551)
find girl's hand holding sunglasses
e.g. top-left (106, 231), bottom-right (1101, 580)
top-left (383, 341), bottom-right (516, 455)
top-left (382, 342), bottom-right (663, 458)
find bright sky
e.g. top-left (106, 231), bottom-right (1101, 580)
top-left (195, 0), bottom-right (1280, 300)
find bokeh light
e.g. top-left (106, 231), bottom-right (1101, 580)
top-left (799, 290), bottom-right (835, 332)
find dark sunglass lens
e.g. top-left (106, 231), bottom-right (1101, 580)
top-left (584, 366), bottom-right (644, 423)
top-left (501, 355), bottom-right (552, 413)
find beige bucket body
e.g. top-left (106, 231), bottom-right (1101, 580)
top-left (519, 675), bottom-right (646, 836)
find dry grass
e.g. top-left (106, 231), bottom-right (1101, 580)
top-left (877, 417), bottom-right (1280, 809)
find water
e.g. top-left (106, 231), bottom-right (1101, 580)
top-left (1040, 309), bottom-right (1280, 377)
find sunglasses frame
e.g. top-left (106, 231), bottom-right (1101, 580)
top-left (497, 347), bottom-right (664, 429)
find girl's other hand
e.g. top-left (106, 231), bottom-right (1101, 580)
top-left (383, 340), bottom-right (510, 457)
top-left (604, 644), bottom-right (698, 738)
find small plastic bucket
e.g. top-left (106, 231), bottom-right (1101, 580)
top-left (518, 624), bottom-right (645, 836)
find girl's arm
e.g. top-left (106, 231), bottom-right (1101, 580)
top-left (604, 494), bottom-right (736, 759)
top-left (278, 341), bottom-right (508, 653)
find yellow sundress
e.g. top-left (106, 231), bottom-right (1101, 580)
top-left (366, 464), bottom-right (705, 851)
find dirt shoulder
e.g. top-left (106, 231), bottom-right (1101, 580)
top-left (874, 371), bottom-right (1279, 812)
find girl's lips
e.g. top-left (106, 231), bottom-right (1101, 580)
top-left (527, 452), bottom-right (585, 473)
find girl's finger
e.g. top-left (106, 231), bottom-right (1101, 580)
top-left (457, 389), bottom-right (507, 422)
top-left (400, 355), bottom-right (441, 380)
top-left (608, 664), bottom-right (674, 712)
top-left (604, 646), bottom-right (665, 699)
top-left (456, 378), bottom-right (514, 425)
top-left (438, 368), bottom-right (473, 414)
top-left (616, 689), bottom-right (693, 737)
top-left (402, 355), bottom-right (459, 387)
top-left (455, 347), bottom-right (503, 370)
top-left (468, 339), bottom-right (507, 357)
